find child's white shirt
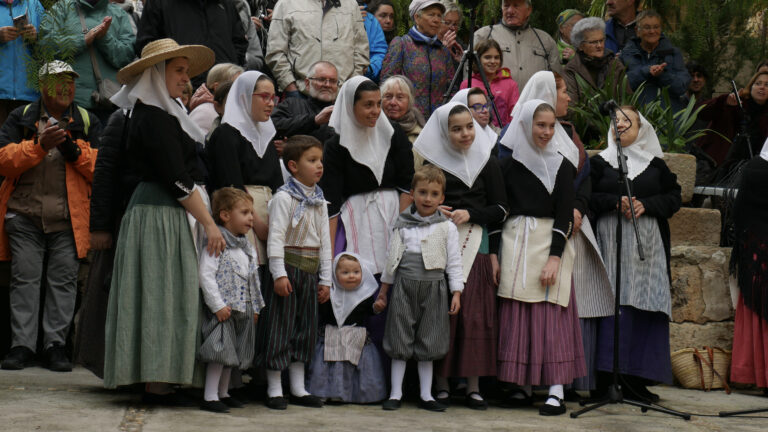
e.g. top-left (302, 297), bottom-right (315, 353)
top-left (199, 247), bottom-right (250, 313)
top-left (380, 221), bottom-right (464, 293)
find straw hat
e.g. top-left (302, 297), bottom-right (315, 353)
top-left (116, 38), bottom-right (215, 84)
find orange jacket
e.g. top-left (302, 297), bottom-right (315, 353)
top-left (0, 102), bottom-right (99, 260)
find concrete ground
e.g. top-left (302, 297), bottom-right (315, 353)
top-left (1, 367), bottom-right (767, 432)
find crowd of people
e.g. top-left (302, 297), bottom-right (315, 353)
top-left (0, 0), bottom-right (767, 419)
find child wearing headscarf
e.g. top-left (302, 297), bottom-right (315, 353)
top-left (307, 252), bottom-right (387, 403)
top-left (413, 102), bottom-right (508, 409)
top-left (497, 99), bottom-right (586, 416)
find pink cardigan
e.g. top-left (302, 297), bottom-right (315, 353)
top-left (459, 67), bottom-right (519, 128)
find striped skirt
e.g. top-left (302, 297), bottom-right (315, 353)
top-left (383, 253), bottom-right (450, 361)
top-left (497, 286), bottom-right (586, 386)
top-left (198, 305), bottom-right (255, 369)
top-left (437, 254), bottom-right (498, 378)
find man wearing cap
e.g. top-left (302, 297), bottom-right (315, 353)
top-left (474, 0), bottom-right (562, 90)
top-left (0, 61), bottom-right (99, 372)
top-left (266, 0), bottom-right (369, 97)
top-left (555, 9), bottom-right (584, 65)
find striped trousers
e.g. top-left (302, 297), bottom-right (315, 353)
top-left (256, 264), bottom-right (318, 371)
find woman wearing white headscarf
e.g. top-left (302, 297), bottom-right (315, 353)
top-left (498, 71), bottom-right (581, 170)
top-left (413, 102), bottom-right (507, 409)
top-left (103, 39), bottom-right (223, 400)
top-left (497, 99), bottom-right (585, 416)
top-left (730, 137), bottom-right (768, 391)
top-left (206, 70), bottom-right (282, 264)
top-left (450, 88), bottom-right (499, 144)
top-left (590, 106), bottom-right (681, 402)
top-left (320, 75), bottom-right (415, 362)
top-left (307, 252), bottom-right (387, 403)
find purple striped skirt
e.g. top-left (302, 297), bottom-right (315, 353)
top-left (497, 286), bottom-right (586, 386)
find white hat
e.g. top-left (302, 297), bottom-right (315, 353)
top-left (38, 60), bottom-right (80, 80)
top-left (409, 0), bottom-right (445, 19)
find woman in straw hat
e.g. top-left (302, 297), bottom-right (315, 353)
top-left (102, 38), bottom-right (224, 403)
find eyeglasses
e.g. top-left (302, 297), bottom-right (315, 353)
top-left (584, 38), bottom-right (605, 46)
top-left (640, 25), bottom-right (661, 31)
top-left (470, 103), bottom-right (489, 112)
top-left (308, 77), bottom-right (340, 86)
top-left (442, 20), bottom-right (459, 29)
top-left (253, 92), bottom-right (278, 104)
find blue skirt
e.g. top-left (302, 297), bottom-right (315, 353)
top-left (595, 306), bottom-right (673, 384)
top-left (306, 332), bottom-right (387, 403)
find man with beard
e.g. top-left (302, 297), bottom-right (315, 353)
top-left (271, 61), bottom-right (339, 144)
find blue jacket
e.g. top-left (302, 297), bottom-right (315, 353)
top-left (620, 35), bottom-right (690, 112)
top-left (363, 10), bottom-right (387, 82)
top-left (0, 0), bottom-right (45, 102)
top-left (604, 18), bottom-right (620, 54)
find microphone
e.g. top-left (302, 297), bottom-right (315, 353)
top-left (599, 99), bottom-right (620, 116)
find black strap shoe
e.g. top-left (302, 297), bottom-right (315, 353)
top-left (465, 392), bottom-right (488, 410)
top-left (220, 396), bottom-right (244, 408)
top-left (290, 394), bottom-right (323, 408)
top-left (266, 396), bottom-right (288, 410)
top-left (382, 399), bottom-right (401, 410)
top-left (418, 399), bottom-right (447, 412)
top-left (201, 400), bottom-right (230, 413)
top-left (539, 396), bottom-right (567, 416)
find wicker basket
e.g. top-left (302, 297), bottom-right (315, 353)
top-left (671, 347), bottom-right (731, 393)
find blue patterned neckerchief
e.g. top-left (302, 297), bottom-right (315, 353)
top-left (408, 26), bottom-right (442, 47)
top-left (277, 176), bottom-right (326, 227)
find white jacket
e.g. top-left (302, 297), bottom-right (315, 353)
top-left (265, 0), bottom-right (369, 93)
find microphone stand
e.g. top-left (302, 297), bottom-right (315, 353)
top-left (440, 7), bottom-right (503, 127)
top-left (570, 108), bottom-right (690, 420)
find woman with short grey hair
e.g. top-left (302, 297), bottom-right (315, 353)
top-left (380, 75), bottom-right (426, 169)
top-left (563, 16), bottom-right (628, 132)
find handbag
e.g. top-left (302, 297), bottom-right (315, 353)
top-left (671, 346), bottom-right (732, 393)
top-left (75, 3), bottom-right (121, 109)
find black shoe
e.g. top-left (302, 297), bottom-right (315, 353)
top-left (418, 399), bottom-right (447, 412)
top-left (499, 389), bottom-right (533, 408)
top-left (564, 388), bottom-right (581, 402)
top-left (266, 396), bottom-right (288, 410)
top-left (290, 394), bottom-right (323, 408)
top-left (1, 346), bottom-right (34, 370)
top-left (220, 396), bottom-right (244, 408)
top-left (465, 392), bottom-right (488, 410)
top-left (382, 399), bottom-right (401, 411)
top-left (142, 391), bottom-right (198, 407)
top-left (200, 400), bottom-right (230, 413)
top-left (539, 396), bottom-right (567, 416)
top-left (43, 343), bottom-right (72, 372)
top-left (435, 390), bottom-right (451, 406)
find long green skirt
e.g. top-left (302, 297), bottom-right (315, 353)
top-left (103, 182), bottom-right (204, 388)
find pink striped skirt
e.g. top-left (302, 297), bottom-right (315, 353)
top-left (497, 286), bottom-right (586, 386)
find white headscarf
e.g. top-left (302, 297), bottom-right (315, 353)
top-left (504, 99), bottom-right (564, 194)
top-left (505, 71), bottom-right (580, 167)
top-left (330, 252), bottom-right (378, 326)
top-left (450, 88), bottom-right (498, 143)
top-left (413, 102), bottom-right (494, 188)
top-left (221, 71), bottom-right (277, 158)
top-left (111, 61), bottom-right (206, 144)
top-left (599, 109), bottom-right (664, 180)
top-left (329, 76), bottom-right (394, 185)
top-left (760, 136), bottom-right (768, 162)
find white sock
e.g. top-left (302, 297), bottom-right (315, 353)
top-left (218, 367), bottom-right (232, 399)
top-left (417, 361), bottom-right (434, 402)
top-left (204, 363), bottom-right (224, 402)
top-left (512, 384), bottom-right (532, 399)
top-left (266, 369), bottom-right (283, 398)
top-left (289, 362), bottom-right (309, 397)
top-left (389, 359), bottom-right (406, 400)
top-left (546, 384), bottom-right (565, 406)
top-left (467, 376), bottom-right (483, 400)
top-left (435, 376), bottom-right (450, 398)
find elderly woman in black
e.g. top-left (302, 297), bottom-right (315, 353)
top-left (590, 106), bottom-right (681, 403)
top-left (103, 39), bottom-right (224, 402)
